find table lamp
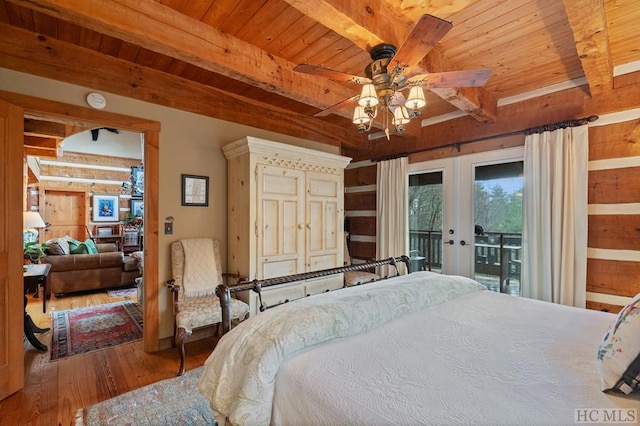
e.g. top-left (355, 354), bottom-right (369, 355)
top-left (23, 211), bottom-right (46, 243)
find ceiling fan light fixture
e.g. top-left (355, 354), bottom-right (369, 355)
top-left (406, 86), bottom-right (426, 109)
top-left (393, 106), bottom-right (411, 126)
top-left (358, 84), bottom-right (379, 107)
top-left (352, 105), bottom-right (371, 124)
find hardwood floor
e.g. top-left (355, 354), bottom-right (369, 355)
top-left (1, 289), bottom-right (219, 426)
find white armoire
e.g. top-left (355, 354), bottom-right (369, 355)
top-left (222, 137), bottom-right (351, 315)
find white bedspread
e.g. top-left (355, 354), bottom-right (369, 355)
top-left (198, 271), bottom-right (486, 425)
top-left (198, 271), bottom-right (640, 425)
top-left (272, 287), bottom-right (640, 425)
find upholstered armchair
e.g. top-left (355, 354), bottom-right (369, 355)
top-left (166, 238), bottom-right (249, 375)
top-left (343, 232), bottom-right (380, 287)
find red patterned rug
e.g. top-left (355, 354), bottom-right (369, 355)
top-left (50, 301), bottom-right (143, 361)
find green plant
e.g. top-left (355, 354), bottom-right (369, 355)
top-left (123, 213), bottom-right (143, 227)
top-left (23, 241), bottom-right (48, 263)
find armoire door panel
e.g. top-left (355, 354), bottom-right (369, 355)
top-left (257, 165), bottom-right (305, 279)
top-left (262, 172), bottom-right (300, 195)
top-left (309, 253), bottom-right (339, 271)
top-left (307, 172), bottom-right (343, 262)
top-left (308, 201), bottom-right (324, 251)
top-left (325, 201), bottom-right (338, 249)
top-left (308, 176), bottom-right (339, 197)
top-left (262, 259), bottom-right (300, 279)
top-left (261, 199), bottom-right (279, 256)
top-left (282, 200), bottom-right (299, 254)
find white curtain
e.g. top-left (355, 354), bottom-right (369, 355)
top-left (521, 125), bottom-right (588, 307)
top-left (376, 157), bottom-right (408, 276)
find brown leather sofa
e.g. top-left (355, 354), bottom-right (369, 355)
top-left (43, 243), bottom-right (141, 296)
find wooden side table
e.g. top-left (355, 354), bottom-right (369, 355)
top-left (23, 263), bottom-right (51, 351)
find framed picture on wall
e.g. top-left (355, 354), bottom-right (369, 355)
top-left (181, 174), bottom-right (209, 206)
top-left (93, 194), bottom-right (119, 222)
top-left (131, 166), bottom-right (144, 197)
top-left (130, 199), bottom-right (143, 217)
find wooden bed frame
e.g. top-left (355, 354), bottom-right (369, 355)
top-left (216, 255), bottom-right (411, 334)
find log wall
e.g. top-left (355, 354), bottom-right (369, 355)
top-left (31, 151), bottom-right (142, 231)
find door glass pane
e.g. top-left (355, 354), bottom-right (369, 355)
top-left (408, 172), bottom-right (443, 273)
top-left (473, 161), bottom-right (523, 295)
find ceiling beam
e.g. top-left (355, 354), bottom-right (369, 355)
top-left (24, 135), bottom-right (58, 149)
top-left (381, 0), bottom-right (484, 22)
top-left (24, 118), bottom-right (67, 138)
top-left (281, 0), bottom-right (409, 50)
top-left (0, 23), bottom-right (360, 148)
top-left (6, 0), bottom-right (354, 117)
top-left (282, 0), bottom-right (496, 122)
top-left (24, 135), bottom-right (60, 158)
top-left (562, 0), bottom-right (613, 96)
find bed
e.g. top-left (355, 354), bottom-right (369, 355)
top-left (200, 260), bottom-right (640, 425)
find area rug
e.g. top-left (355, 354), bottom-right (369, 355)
top-left (78, 366), bottom-right (217, 425)
top-left (107, 287), bottom-right (137, 298)
top-left (50, 301), bottom-right (143, 361)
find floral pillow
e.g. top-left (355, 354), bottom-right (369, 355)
top-left (597, 293), bottom-right (640, 394)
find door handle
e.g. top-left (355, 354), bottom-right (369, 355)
top-left (460, 240), bottom-right (467, 246)
top-left (446, 240), bottom-right (455, 245)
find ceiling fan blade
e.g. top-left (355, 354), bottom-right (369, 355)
top-left (294, 64), bottom-right (371, 84)
top-left (313, 95), bottom-right (359, 117)
top-left (406, 68), bottom-right (492, 88)
top-left (391, 14), bottom-right (452, 69)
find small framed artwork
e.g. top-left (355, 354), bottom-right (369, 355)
top-left (131, 166), bottom-right (144, 197)
top-left (181, 174), bottom-right (209, 207)
top-left (93, 194), bottom-right (119, 222)
top-left (96, 226), bottom-right (115, 237)
top-left (130, 199), bottom-right (144, 217)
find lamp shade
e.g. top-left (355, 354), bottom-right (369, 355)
top-left (352, 105), bottom-right (371, 124)
top-left (358, 84), bottom-right (379, 107)
top-left (406, 86), bottom-right (426, 109)
top-left (393, 106), bottom-right (410, 125)
top-left (23, 211), bottom-right (46, 228)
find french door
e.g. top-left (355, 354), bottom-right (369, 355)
top-left (408, 147), bottom-right (524, 293)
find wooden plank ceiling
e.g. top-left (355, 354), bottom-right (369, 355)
top-left (1, 0), bottom-right (639, 158)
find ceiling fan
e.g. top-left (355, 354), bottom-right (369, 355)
top-left (90, 127), bottom-right (119, 141)
top-left (294, 15), bottom-right (492, 140)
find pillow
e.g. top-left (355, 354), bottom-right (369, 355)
top-left (597, 293), bottom-right (640, 394)
top-left (45, 237), bottom-right (71, 255)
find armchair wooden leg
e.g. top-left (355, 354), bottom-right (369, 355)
top-left (176, 328), bottom-right (192, 376)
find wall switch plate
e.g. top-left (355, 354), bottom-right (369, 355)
top-left (164, 222), bottom-right (173, 235)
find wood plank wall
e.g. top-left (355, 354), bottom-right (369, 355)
top-left (586, 114), bottom-right (640, 313)
top-left (31, 151), bottom-right (141, 229)
top-left (344, 160), bottom-right (377, 262)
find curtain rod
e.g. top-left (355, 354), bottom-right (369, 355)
top-left (372, 115), bottom-right (599, 162)
top-left (524, 115), bottom-right (598, 135)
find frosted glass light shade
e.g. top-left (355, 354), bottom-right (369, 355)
top-left (358, 84), bottom-right (379, 107)
top-left (352, 105), bottom-right (370, 124)
top-left (406, 86), bottom-right (426, 109)
top-left (393, 106), bottom-right (410, 125)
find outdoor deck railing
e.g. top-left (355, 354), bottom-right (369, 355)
top-left (409, 230), bottom-right (522, 292)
